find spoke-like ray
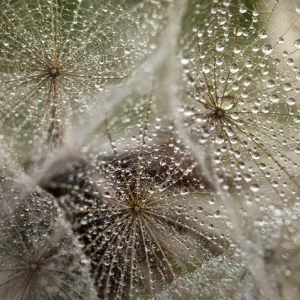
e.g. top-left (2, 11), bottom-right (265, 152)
top-left (128, 217), bottom-right (137, 300)
top-left (1, 76), bottom-right (48, 120)
top-left (83, 213), bottom-right (131, 254)
top-left (138, 215), bottom-right (154, 297)
top-left (226, 117), bottom-right (300, 189)
top-left (104, 118), bottom-right (135, 203)
top-left (142, 214), bottom-right (175, 279)
top-left (0, 272), bottom-right (24, 288)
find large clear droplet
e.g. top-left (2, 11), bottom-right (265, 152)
top-left (286, 97), bottom-right (296, 106)
top-left (239, 4), bottom-right (247, 14)
top-left (250, 183), bottom-right (260, 192)
top-left (259, 29), bottom-right (268, 39)
top-left (262, 44), bottom-right (273, 55)
top-left (202, 63), bottom-right (211, 74)
top-left (251, 151), bottom-right (260, 160)
top-left (180, 58), bottom-right (190, 65)
top-left (216, 41), bottom-right (224, 52)
top-left (270, 94), bottom-right (279, 103)
top-left (278, 37), bottom-right (284, 44)
top-left (233, 45), bottom-right (241, 54)
top-left (230, 63), bottom-right (239, 73)
top-left (294, 39), bottom-right (300, 49)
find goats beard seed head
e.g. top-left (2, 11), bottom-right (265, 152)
top-left (0, 0), bottom-right (172, 152)
top-left (0, 187), bottom-right (96, 300)
top-left (38, 111), bottom-right (230, 299)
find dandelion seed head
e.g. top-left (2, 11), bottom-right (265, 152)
top-left (0, 0), bottom-right (172, 151)
top-left (179, 0), bottom-right (300, 236)
top-left (0, 173), bottom-right (97, 300)
top-left (40, 96), bottom-right (231, 299)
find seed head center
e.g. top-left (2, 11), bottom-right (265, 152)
top-left (49, 67), bottom-right (59, 77)
top-left (29, 263), bottom-right (41, 272)
top-left (215, 107), bottom-right (225, 118)
top-left (132, 204), bottom-right (142, 214)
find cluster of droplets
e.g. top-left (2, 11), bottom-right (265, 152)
top-left (0, 0), bottom-right (171, 151)
top-left (179, 0), bottom-right (300, 236)
top-left (175, 0), bottom-right (300, 298)
top-left (0, 171), bottom-right (96, 299)
top-left (38, 97), bottom-right (231, 299)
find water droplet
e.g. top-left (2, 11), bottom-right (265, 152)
top-left (283, 83), bottom-right (292, 91)
top-left (180, 188), bottom-right (188, 195)
top-left (286, 97), bottom-right (296, 105)
top-left (180, 58), bottom-right (190, 65)
top-left (197, 206), bottom-right (203, 212)
top-left (239, 4), bottom-right (247, 14)
top-left (287, 58), bottom-right (294, 66)
top-left (282, 51), bottom-right (288, 57)
top-left (215, 135), bottom-right (224, 144)
top-left (296, 5), bottom-right (300, 14)
top-left (234, 26), bottom-right (243, 36)
top-left (230, 63), bottom-right (239, 73)
top-left (267, 79), bottom-right (275, 88)
top-left (219, 17), bottom-right (227, 25)
top-left (250, 183), bottom-right (260, 192)
top-left (216, 41), bottom-right (224, 52)
top-left (294, 116), bottom-right (300, 123)
top-left (262, 44), bottom-right (273, 55)
top-left (183, 109), bottom-right (195, 117)
top-left (231, 113), bottom-right (239, 120)
top-left (284, 270), bottom-right (292, 277)
top-left (259, 163), bottom-right (266, 170)
top-left (262, 106), bottom-right (269, 113)
top-left (243, 78), bottom-right (251, 87)
top-left (221, 96), bottom-right (235, 110)
top-left (245, 60), bottom-right (253, 68)
top-left (231, 137), bottom-right (238, 144)
top-left (202, 63), bottom-right (211, 74)
top-left (216, 57), bottom-right (224, 66)
top-left (294, 39), bottom-right (300, 49)
top-left (272, 181), bottom-right (278, 188)
top-left (251, 151), bottom-right (260, 160)
top-left (233, 45), bottom-right (241, 54)
top-left (278, 37), bottom-right (284, 44)
top-left (259, 29), bottom-right (268, 39)
top-left (273, 58), bottom-right (280, 65)
top-left (252, 44), bottom-right (259, 52)
top-left (150, 43), bottom-right (157, 50)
